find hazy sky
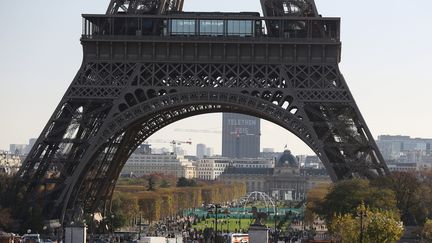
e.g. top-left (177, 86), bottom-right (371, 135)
top-left (0, 0), bottom-right (431, 156)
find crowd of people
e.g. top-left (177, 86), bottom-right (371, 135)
top-left (147, 215), bottom-right (213, 242)
top-left (139, 204), bottom-right (322, 243)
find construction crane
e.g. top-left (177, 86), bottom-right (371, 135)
top-left (174, 128), bottom-right (221, 134)
top-left (144, 139), bottom-right (192, 154)
top-left (175, 128), bottom-right (261, 158)
top-left (175, 128), bottom-right (261, 136)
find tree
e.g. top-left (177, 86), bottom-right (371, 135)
top-left (111, 212), bottom-right (127, 230)
top-left (372, 172), bottom-right (421, 225)
top-left (120, 196), bottom-right (139, 225)
top-left (0, 175), bottom-right (14, 208)
top-left (383, 170), bottom-right (432, 226)
top-left (0, 175), bottom-right (14, 231)
top-left (318, 179), bottom-right (398, 222)
top-left (0, 208), bottom-right (13, 231)
top-left (329, 212), bottom-right (358, 243)
top-left (112, 182), bottom-right (246, 223)
top-left (160, 195), bottom-right (174, 218)
top-left (366, 208), bottom-right (404, 243)
top-left (330, 203), bottom-right (404, 243)
top-left (423, 219), bottom-right (432, 242)
top-left (139, 197), bottom-right (161, 222)
top-left (304, 183), bottom-right (330, 225)
top-left (160, 180), bottom-right (171, 188)
top-left (147, 176), bottom-right (156, 191)
top-left (21, 206), bottom-right (44, 234)
top-left (111, 193), bottom-right (139, 229)
top-left (417, 184), bottom-right (432, 224)
top-left (176, 177), bottom-right (197, 187)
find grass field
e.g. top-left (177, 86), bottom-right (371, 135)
top-left (192, 218), bottom-right (289, 232)
top-left (193, 218), bottom-right (254, 232)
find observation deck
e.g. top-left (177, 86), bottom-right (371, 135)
top-left (81, 12), bottom-right (341, 64)
top-left (82, 12), bottom-right (340, 42)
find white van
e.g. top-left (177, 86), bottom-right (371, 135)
top-left (230, 233), bottom-right (249, 243)
top-left (138, 237), bottom-right (166, 243)
top-left (22, 234), bottom-right (41, 243)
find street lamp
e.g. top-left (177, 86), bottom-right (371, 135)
top-left (213, 204), bottom-right (221, 240)
top-left (359, 207), bottom-right (367, 243)
top-left (138, 213), bottom-right (142, 240)
top-left (274, 204), bottom-right (278, 242)
top-left (227, 215), bottom-right (230, 233)
top-left (110, 214), bottom-right (115, 236)
top-left (237, 214), bottom-right (241, 233)
top-left (89, 213), bottom-right (94, 243)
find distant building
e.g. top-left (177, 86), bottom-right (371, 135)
top-left (376, 135), bottom-right (432, 171)
top-left (387, 163), bottom-right (417, 172)
top-left (121, 153), bottom-right (196, 179)
top-left (184, 155), bottom-right (198, 162)
top-left (222, 113), bottom-right (260, 158)
top-left (220, 167), bottom-right (273, 193)
top-left (175, 147), bottom-right (186, 156)
top-left (197, 157), bottom-right (274, 180)
top-left (9, 144), bottom-right (27, 155)
top-left (277, 150), bottom-right (299, 168)
top-left (197, 158), bottom-right (230, 180)
top-left (297, 155), bottom-right (307, 166)
top-left (377, 135), bottom-right (432, 162)
top-left (263, 148), bottom-right (274, 153)
top-left (219, 151), bottom-right (330, 200)
top-left (206, 147), bottom-right (214, 157)
top-left (25, 138), bottom-right (38, 154)
top-left (304, 155), bottom-right (324, 169)
top-left (196, 144), bottom-right (207, 159)
top-left (152, 147), bottom-right (170, 154)
top-left (8, 138), bottom-right (38, 156)
top-left (135, 144), bottom-right (152, 154)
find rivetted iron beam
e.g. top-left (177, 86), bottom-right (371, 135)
top-left (106, 0), bottom-right (183, 15)
top-left (260, 0), bottom-right (318, 17)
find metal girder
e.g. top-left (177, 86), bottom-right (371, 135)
top-left (260, 0), bottom-right (320, 37)
top-left (106, 0), bottom-right (316, 16)
top-left (106, 0), bottom-right (183, 15)
top-left (260, 0), bottom-right (318, 17)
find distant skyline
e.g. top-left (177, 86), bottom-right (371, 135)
top-left (0, 0), bottom-right (431, 156)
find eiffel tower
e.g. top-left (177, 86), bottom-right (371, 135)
top-left (16, 0), bottom-right (389, 222)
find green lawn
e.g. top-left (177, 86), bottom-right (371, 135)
top-left (192, 218), bottom-right (290, 232)
top-left (193, 218), bottom-right (253, 232)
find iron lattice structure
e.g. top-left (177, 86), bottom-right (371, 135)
top-left (17, 0), bottom-right (389, 223)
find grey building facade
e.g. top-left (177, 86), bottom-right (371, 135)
top-left (376, 135), bottom-right (432, 162)
top-left (219, 159), bottom-right (330, 201)
top-left (222, 113), bottom-right (261, 158)
top-left (196, 144), bottom-right (207, 159)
